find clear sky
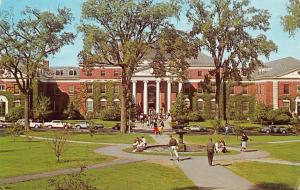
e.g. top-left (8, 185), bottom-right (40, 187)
top-left (0, 0), bottom-right (299, 67)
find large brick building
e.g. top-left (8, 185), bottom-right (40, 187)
top-left (0, 53), bottom-right (300, 120)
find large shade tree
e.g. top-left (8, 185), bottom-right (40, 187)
top-left (187, 0), bottom-right (277, 127)
top-left (0, 8), bottom-right (75, 131)
top-left (282, 0), bottom-right (300, 36)
top-left (79, 0), bottom-right (197, 133)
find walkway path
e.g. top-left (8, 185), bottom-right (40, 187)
top-left (2, 134), bottom-right (299, 189)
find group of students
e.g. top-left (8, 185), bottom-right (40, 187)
top-left (214, 139), bottom-right (227, 153)
top-left (132, 136), bottom-right (147, 152)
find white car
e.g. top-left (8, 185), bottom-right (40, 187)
top-left (44, 120), bottom-right (68, 129)
top-left (17, 119), bottom-right (42, 128)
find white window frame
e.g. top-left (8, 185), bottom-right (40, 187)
top-left (0, 84), bottom-right (6, 91)
top-left (86, 98), bottom-right (94, 112)
top-left (283, 100), bottom-right (291, 111)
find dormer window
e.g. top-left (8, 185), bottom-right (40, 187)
top-left (55, 70), bottom-right (63, 76)
top-left (69, 69), bottom-right (77, 76)
top-left (0, 69), bottom-right (5, 75)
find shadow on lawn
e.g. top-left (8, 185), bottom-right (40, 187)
top-left (258, 182), bottom-right (294, 190)
top-left (173, 186), bottom-right (201, 190)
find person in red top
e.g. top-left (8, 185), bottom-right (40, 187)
top-left (153, 121), bottom-right (158, 136)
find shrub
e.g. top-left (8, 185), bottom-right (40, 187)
top-left (6, 106), bottom-right (24, 122)
top-left (188, 111), bottom-right (204, 122)
top-left (100, 107), bottom-right (120, 121)
top-left (266, 109), bottom-right (291, 125)
top-left (7, 123), bottom-right (25, 141)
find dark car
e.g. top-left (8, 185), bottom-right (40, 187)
top-left (112, 123), bottom-right (133, 130)
top-left (260, 125), bottom-right (288, 134)
top-left (0, 120), bottom-right (11, 128)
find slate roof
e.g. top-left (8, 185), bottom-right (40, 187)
top-left (41, 67), bottom-right (80, 79)
top-left (252, 57), bottom-right (300, 79)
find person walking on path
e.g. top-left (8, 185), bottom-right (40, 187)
top-left (240, 133), bottom-right (249, 152)
top-left (153, 121), bottom-right (159, 136)
top-left (207, 138), bottom-right (215, 166)
top-left (168, 135), bottom-right (179, 161)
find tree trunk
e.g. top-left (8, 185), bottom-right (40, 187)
top-left (120, 69), bottom-right (128, 133)
top-left (24, 94), bottom-right (30, 131)
top-left (215, 70), bottom-right (221, 133)
top-left (222, 81), bottom-right (227, 122)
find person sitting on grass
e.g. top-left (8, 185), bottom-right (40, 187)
top-left (132, 137), bottom-right (140, 152)
top-left (219, 140), bottom-right (227, 153)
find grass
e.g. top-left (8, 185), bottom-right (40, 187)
top-left (227, 161), bottom-right (300, 190)
top-left (28, 131), bottom-right (155, 144)
top-left (189, 119), bottom-right (263, 129)
top-left (0, 135), bottom-right (114, 178)
top-left (63, 119), bottom-right (119, 128)
top-left (4, 162), bottom-right (196, 190)
top-left (122, 147), bottom-right (239, 156)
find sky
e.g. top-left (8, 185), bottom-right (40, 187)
top-left (0, 0), bottom-right (299, 67)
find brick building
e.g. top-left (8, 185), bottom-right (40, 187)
top-left (0, 53), bottom-right (300, 120)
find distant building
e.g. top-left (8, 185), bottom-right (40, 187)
top-left (0, 53), bottom-right (300, 120)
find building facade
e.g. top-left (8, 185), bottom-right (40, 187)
top-left (0, 53), bottom-right (300, 120)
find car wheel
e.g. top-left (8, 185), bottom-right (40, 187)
top-left (282, 130), bottom-right (286, 134)
top-left (34, 124), bottom-right (39, 129)
top-left (76, 125), bottom-right (81, 129)
top-left (48, 125), bottom-right (52, 129)
top-left (266, 130), bottom-right (270, 134)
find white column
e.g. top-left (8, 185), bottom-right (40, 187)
top-left (156, 79), bottom-right (161, 113)
top-left (143, 80), bottom-right (148, 114)
top-left (273, 80), bottom-right (278, 110)
top-left (178, 82), bottom-right (183, 94)
top-left (132, 80), bottom-right (137, 104)
top-left (167, 80), bottom-right (172, 113)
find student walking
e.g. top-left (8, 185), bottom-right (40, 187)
top-left (240, 133), bottom-right (249, 152)
top-left (207, 138), bottom-right (215, 166)
top-left (168, 135), bottom-right (179, 161)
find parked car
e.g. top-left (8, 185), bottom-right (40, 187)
top-left (74, 121), bottom-right (104, 129)
top-left (112, 123), bottom-right (132, 130)
top-left (0, 120), bottom-right (11, 128)
top-left (17, 119), bottom-right (42, 128)
top-left (260, 125), bottom-right (288, 134)
top-left (44, 120), bottom-right (68, 129)
top-left (184, 125), bottom-right (209, 132)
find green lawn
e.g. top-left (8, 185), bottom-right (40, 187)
top-left (28, 131), bottom-right (155, 144)
top-left (4, 162), bottom-right (196, 190)
top-left (189, 120), bottom-right (263, 129)
top-left (0, 136), bottom-right (114, 178)
top-left (184, 134), bottom-right (300, 146)
top-left (227, 161), bottom-right (300, 190)
top-left (252, 142), bottom-right (300, 162)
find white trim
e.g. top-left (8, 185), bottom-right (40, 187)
top-left (0, 95), bottom-right (9, 115)
top-left (0, 84), bottom-right (6, 91)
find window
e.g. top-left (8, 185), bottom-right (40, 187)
top-left (100, 70), bottom-right (105, 77)
top-left (242, 86), bottom-right (248, 94)
top-left (283, 84), bottom-right (289, 94)
top-left (100, 98), bottom-right (106, 109)
top-left (114, 84), bottom-right (119, 94)
top-left (197, 83), bottom-right (203, 93)
top-left (229, 86), bottom-right (235, 95)
top-left (0, 102), bottom-right (6, 117)
top-left (211, 99), bottom-right (216, 112)
top-left (14, 84), bottom-right (20, 94)
top-left (297, 84), bottom-right (300, 93)
top-left (242, 101), bottom-right (249, 114)
top-left (171, 83), bottom-right (178, 93)
top-left (197, 98), bottom-right (204, 112)
top-left (283, 100), bottom-right (290, 111)
top-left (184, 98), bottom-right (190, 108)
top-left (86, 69), bottom-right (92, 76)
top-left (0, 84), bottom-right (5, 91)
top-left (197, 71), bottom-right (202, 76)
top-left (68, 85), bottom-right (75, 95)
top-left (86, 98), bottom-right (93, 112)
top-left (55, 70), bottom-right (63, 76)
top-left (113, 70), bottom-right (119, 77)
top-left (211, 85), bottom-right (216, 93)
top-left (69, 70), bottom-right (77, 76)
top-left (13, 100), bottom-right (21, 107)
top-left (100, 84), bottom-right (106, 93)
top-left (87, 84), bottom-right (93, 94)
top-left (113, 99), bottom-right (120, 107)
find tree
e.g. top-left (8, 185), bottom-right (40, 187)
top-left (187, 0), bottom-right (277, 127)
top-left (51, 130), bottom-right (69, 162)
top-left (282, 0), bottom-right (300, 36)
top-left (79, 0), bottom-right (182, 133)
top-left (34, 95), bottom-right (52, 122)
top-left (170, 93), bottom-right (189, 124)
top-left (0, 7), bottom-right (75, 131)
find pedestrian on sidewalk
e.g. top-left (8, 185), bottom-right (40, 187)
top-left (168, 135), bottom-right (179, 161)
top-left (207, 138), bottom-right (215, 166)
top-left (153, 121), bottom-right (159, 136)
top-left (240, 133), bottom-right (248, 152)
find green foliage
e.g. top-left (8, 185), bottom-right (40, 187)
top-left (252, 102), bottom-right (271, 124)
top-left (48, 172), bottom-right (99, 190)
top-left (6, 106), bottom-right (24, 122)
top-left (65, 101), bottom-right (83, 120)
top-left (227, 94), bottom-right (255, 121)
top-left (100, 107), bottom-right (121, 121)
top-left (193, 93), bottom-right (215, 119)
top-left (170, 93), bottom-right (189, 124)
top-left (266, 109), bottom-right (292, 125)
top-left (187, 111), bottom-right (204, 122)
top-left (282, 0), bottom-right (300, 36)
top-left (34, 95), bottom-right (52, 122)
top-left (51, 130), bottom-right (70, 162)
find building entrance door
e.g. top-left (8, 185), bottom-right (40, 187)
top-left (148, 85), bottom-right (156, 111)
top-left (0, 102), bottom-right (5, 117)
